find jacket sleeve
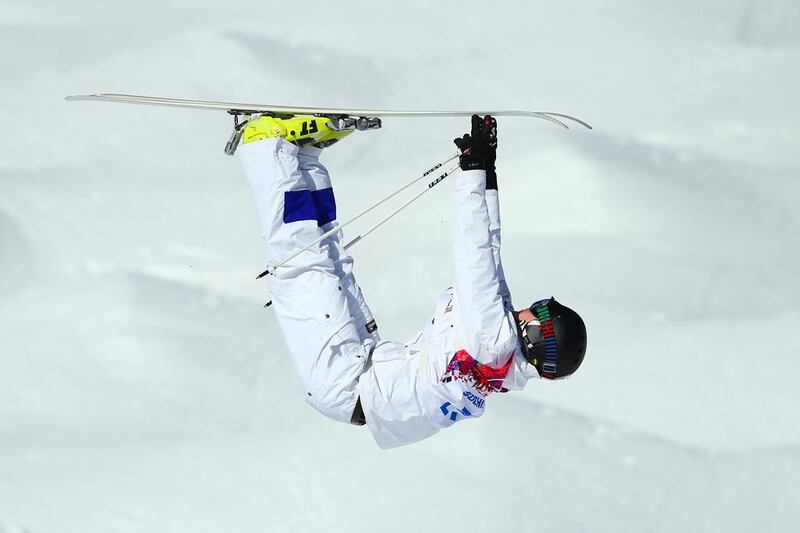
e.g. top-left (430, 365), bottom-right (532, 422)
top-left (453, 170), bottom-right (517, 366)
top-left (485, 189), bottom-right (513, 310)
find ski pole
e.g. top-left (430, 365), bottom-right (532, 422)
top-left (255, 152), bottom-right (459, 280)
top-left (342, 164), bottom-right (460, 250)
top-left (263, 163), bottom-right (460, 308)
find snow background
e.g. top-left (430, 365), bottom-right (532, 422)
top-left (1, 0), bottom-right (799, 531)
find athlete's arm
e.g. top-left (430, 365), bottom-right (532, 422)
top-left (486, 187), bottom-right (513, 309)
top-left (453, 170), bottom-right (511, 364)
top-left (452, 118), bottom-right (517, 366)
top-left (472, 115), bottom-right (512, 308)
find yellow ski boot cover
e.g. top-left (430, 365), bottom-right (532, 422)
top-left (242, 115), bottom-right (353, 148)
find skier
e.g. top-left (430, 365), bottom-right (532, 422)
top-left (238, 114), bottom-right (587, 449)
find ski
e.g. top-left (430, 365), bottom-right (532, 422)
top-left (65, 93), bottom-right (592, 130)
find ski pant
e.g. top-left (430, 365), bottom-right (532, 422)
top-left (239, 137), bottom-right (379, 424)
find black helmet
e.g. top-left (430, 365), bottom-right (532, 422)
top-left (519, 297), bottom-right (587, 379)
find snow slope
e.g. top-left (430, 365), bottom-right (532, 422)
top-left (1, 0), bottom-right (799, 531)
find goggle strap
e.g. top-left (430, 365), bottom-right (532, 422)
top-left (532, 302), bottom-right (558, 378)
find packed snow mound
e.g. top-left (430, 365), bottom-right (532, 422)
top-left (736, 0), bottom-right (800, 46)
top-left (0, 270), bottom-right (294, 441)
top-left (0, 208), bottom-right (35, 294)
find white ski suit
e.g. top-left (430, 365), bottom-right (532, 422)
top-left (239, 137), bottom-right (540, 449)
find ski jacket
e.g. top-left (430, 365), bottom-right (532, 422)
top-left (358, 170), bottom-right (540, 449)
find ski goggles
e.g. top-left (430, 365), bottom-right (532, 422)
top-left (520, 298), bottom-right (559, 379)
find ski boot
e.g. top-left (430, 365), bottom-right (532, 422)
top-left (241, 115), bottom-right (354, 148)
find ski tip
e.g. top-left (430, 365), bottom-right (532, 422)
top-left (540, 112), bottom-right (593, 130)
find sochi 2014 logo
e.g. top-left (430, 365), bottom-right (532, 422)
top-left (439, 402), bottom-right (472, 422)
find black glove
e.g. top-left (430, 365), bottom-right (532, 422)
top-left (453, 114), bottom-right (498, 189)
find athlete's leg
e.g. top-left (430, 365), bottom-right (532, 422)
top-left (297, 145), bottom-right (381, 347)
top-left (239, 137), bottom-right (367, 423)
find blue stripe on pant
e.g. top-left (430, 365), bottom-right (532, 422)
top-left (284, 188), bottom-right (337, 226)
